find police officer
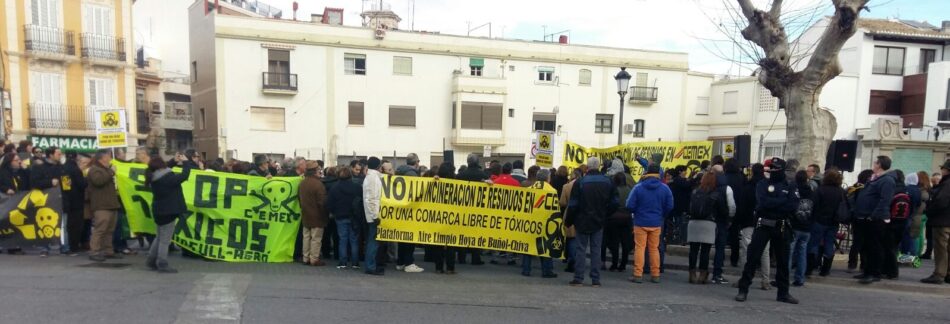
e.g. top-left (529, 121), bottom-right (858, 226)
top-left (735, 157), bottom-right (800, 304)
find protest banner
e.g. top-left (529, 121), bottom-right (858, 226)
top-left (561, 140), bottom-right (713, 180)
top-left (378, 175), bottom-right (565, 259)
top-left (114, 161), bottom-right (301, 262)
top-left (0, 188), bottom-right (63, 246)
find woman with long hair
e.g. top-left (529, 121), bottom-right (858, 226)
top-left (606, 172), bottom-right (634, 272)
top-left (0, 152), bottom-right (27, 254)
top-left (144, 156), bottom-right (193, 273)
top-left (687, 172), bottom-right (727, 284)
top-left (808, 169), bottom-right (846, 277)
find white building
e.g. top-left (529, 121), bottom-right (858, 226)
top-left (692, 18), bottom-right (950, 175)
top-left (189, 3), bottom-right (710, 167)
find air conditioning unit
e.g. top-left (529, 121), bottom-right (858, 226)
top-left (623, 124), bottom-right (634, 134)
top-left (374, 28), bottom-right (386, 40)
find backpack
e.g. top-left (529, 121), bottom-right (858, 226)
top-left (689, 189), bottom-right (719, 221)
top-left (889, 192), bottom-right (912, 220)
top-left (794, 198), bottom-right (814, 225)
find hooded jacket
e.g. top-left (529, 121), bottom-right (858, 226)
top-left (854, 171), bottom-right (897, 221)
top-left (396, 165), bottom-right (419, 177)
top-left (511, 169), bottom-right (528, 183)
top-left (565, 170), bottom-right (618, 234)
top-left (149, 166), bottom-right (193, 225)
top-left (625, 175), bottom-right (673, 228)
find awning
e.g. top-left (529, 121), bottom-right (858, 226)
top-left (469, 58), bottom-right (484, 67)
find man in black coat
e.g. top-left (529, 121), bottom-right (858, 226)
top-left (62, 153), bottom-right (88, 254)
top-left (455, 154), bottom-right (489, 265)
top-left (30, 146), bottom-right (64, 256)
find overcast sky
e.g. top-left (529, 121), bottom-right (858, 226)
top-left (261, 0), bottom-right (947, 75)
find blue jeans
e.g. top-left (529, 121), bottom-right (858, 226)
top-left (789, 230), bottom-right (811, 284)
top-left (364, 222), bottom-right (380, 272)
top-left (521, 255), bottom-right (554, 275)
top-left (565, 238), bottom-right (577, 267)
top-left (573, 230), bottom-right (603, 283)
top-left (808, 223), bottom-right (838, 259)
top-left (336, 219), bottom-right (359, 266)
top-left (899, 221), bottom-right (917, 256)
top-left (713, 222), bottom-right (728, 277)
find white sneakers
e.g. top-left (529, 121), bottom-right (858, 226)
top-left (395, 265), bottom-right (405, 271)
top-left (403, 264), bottom-right (424, 273)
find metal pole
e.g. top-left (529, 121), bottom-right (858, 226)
top-left (617, 93), bottom-right (625, 146)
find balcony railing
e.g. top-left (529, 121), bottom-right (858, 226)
top-left (629, 86), bottom-right (658, 102)
top-left (165, 102), bottom-right (193, 121)
top-left (262, 72), bottom-right (298, 91)
top-left (29, 103), bottom-right (95, 130)
top-left (24, 25), bottom-right (75, 56)
top-left (80, 34), bottom-right (126, 62)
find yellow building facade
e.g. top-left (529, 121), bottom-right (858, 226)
top-left (1, 0), bottom-right (138, 152)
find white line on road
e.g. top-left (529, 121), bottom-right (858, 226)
top-left (175, 273), bottom-right (252, 324)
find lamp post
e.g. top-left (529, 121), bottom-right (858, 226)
top-left (614, 67), bottom-right (631, 145)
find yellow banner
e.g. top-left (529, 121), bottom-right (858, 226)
top-left (561, 141), bottom-right (713, 180)
top-left (379, 175), bottom-right (565, 259)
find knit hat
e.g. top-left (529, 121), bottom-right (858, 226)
top-left (645, 164), bottom-right (661, 175)
top-left (942, 160), bottom-right (950, 170)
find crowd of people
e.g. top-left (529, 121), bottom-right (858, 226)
top-left (2, 139), bottom-right (949, 305)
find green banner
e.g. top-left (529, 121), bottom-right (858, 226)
top-left (114, 161), bottom-right (302, 262)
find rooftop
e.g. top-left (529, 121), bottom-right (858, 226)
top-left (857, 18), bottom-right (950, 41)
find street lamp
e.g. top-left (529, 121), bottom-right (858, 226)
top-left (614, 67), bottom-right (631, 145)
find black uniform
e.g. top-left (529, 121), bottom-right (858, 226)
top-left (737, 165), bottom-right (799, 302)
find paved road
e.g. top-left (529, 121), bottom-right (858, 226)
top-left (1, 253), bottom-right (948, 324)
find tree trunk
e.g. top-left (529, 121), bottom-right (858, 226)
top-left (784, 86), bottom-right (837, 167)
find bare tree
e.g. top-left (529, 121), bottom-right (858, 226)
top-left (706, 0), bottom-right (869, 166)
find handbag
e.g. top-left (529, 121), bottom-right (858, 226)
top-left (834, 193), bottom-right (851, 224)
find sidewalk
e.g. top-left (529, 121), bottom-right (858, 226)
top-left (659, 244), bottom-right (950, 295)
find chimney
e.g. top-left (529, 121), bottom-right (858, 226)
top-left (292, 1), bottom-right (298, 21)
top-left (311, 13), bottom-right (322, 23)
top-left (558, 35), bottom-right (568, 44)
top-left (942, 20), bottom-right (950, 33)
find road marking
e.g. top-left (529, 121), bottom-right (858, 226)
top-left (175, 274), bottom-right (251, 324)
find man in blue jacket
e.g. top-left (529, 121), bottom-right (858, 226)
top-left (626, 165), bottom-right (673, 283)
top-left (853, 156), bottom-right (897, 284)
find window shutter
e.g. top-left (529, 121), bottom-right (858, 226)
top-left (48, 0), bottom-right (58, 28)
top-left (87, 79), bottom-right (97, 105)
top-left (636, 73), bottom-right (648, 87)
top-left (388, 106), bottom-right (416, 127)
top-left (481, 104), bottom-right (502, 130)
top-left (250, 107), bottom-right (286, 131)
top-left (579, 69), bottom-right (592, 85)
top-left (348, 102), bottom-right (364, 125)
top-left (31, 0), bottom-right (40, 26)
top-left (104, 79), bottom-right (115, 107)
top-left (393, 56), bottom-right (412, 75)
top-left (460, 103), bottom-right (481, 129)
top-left (723, 91), bottom-right (738, 114)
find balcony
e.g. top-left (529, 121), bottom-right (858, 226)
top-left (628, 86), bottom-right (658, 104)
top-left (29, 103), bottom-right (95, 131)
top-left (939, 109), bottom-right (950, 124)
top-left (23, 25), bottom-right (76, 60)
top-left (80, 34), bottom-right (126, 66)
top-left (262, 72), bottom-right (297, 94)
top-left (160, 102), bottom-right (194, 130)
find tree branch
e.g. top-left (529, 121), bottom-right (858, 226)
top-left (735, 0), bottom-right (794, 98)
top-left (801, 0), bottom-right (868, 90)
top-left (770, 0), bottom-right (784, 17)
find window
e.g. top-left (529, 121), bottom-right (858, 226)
top-left (538, 67), bottom-right (554, 82)
top-left (509, 65), bottom-right (516, 72)
top-left (344, 53), bottom-right (366, 75)
top-left (508, 108), bottom-right (514, 118)
top-left (191, 61), bottom-right (198, 83)
top-left (87, 78), bottom-right (115, 107)
top-left (762, 143), bottom-right (785, 160)
top-left (31, 0), bottom-right (59, 27)
top-left (873, 46), bottom-right (905, 75)
top-left (249, 107), bottom-right (285, 131)
top-left (30, 72), bottom-right (64, 104)
top-left (758, 85), bottom-right (778, 111)
top-left (695, 96), bottom-right (709, 115)
top-left (388, 106), bottom-right (416, 127)
top-left (920, 49), bottom-right (936, 73)
top-left (470, 58), bottom-right (484, 76)
top-left (348, 101), bottom-right (364, 125)
top-left (199, 108), bottom-right (206, 130)
top-left (635, 72), bottom-right (648, 87)
top-left (722, 91), bottom-right (738, 115)
top-left (268, 49), bottom-right (290, 74)
top-left (633, 119), bottom-right (645, 138)
top-left (83, 4), bottom-right (113, 36)
top-left (533, 113), bottom-right (556, 132)
top-left (579, 69), bottom-right (592, 86)
top-left (460, 102), bottom-right (503, 130)
top-left (393, 56), bottom-right (412, 75)
top-left (869, 90), bottom-right (902, 115)
top-left (595, 114), bottom-right (613, 134)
